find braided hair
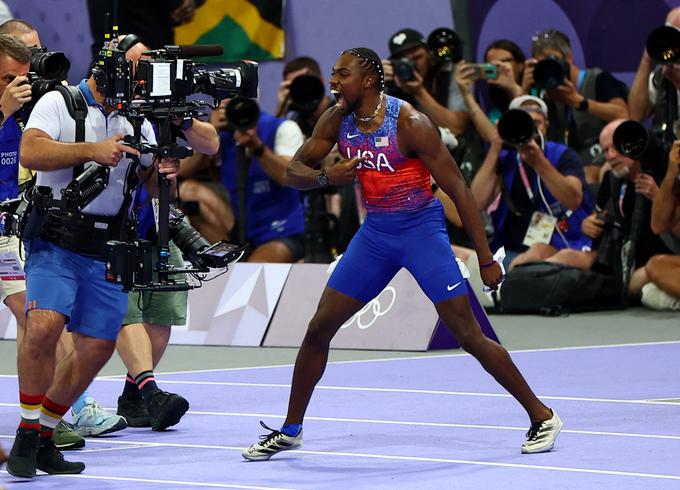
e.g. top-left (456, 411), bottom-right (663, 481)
top-left (342, 47), bottom-right (384, 91)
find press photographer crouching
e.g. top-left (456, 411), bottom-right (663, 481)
top-left (470, 95), bottom-right (593, 271)
top-left (545, 119), bottom-right (673, 301)
top-left (181, 94), bottom-right (306, 263)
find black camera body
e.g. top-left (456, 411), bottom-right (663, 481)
top-left (391, 57), bottom-right (417, 81)
top-left (19, 46), bottom-right (71, 120)
top-left (533, 56), bottom-right (570, 90)
top-left (612, 120), bottom-right (667, 177)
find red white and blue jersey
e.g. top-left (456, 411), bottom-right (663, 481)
top-left (337, 95), bottom-right (434, 213)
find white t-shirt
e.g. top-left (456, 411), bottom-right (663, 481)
top-left (25, 89), bottom-right (156, 217)
top-left (273, 120), bottom-right (304, 156)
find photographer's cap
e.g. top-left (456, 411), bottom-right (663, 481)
top-left (509, 95), bottom-right (549, 118)
top-left (389, 28), bottom-right (427, 57)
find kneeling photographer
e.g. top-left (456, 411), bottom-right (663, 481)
top-left (183, 95), bottom-right (305, 263)
top-left (545, 119), bottom-right (673, 301)
top-left (471, 95), bottom-right (592, 271)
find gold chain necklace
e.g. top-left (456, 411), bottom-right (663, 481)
top-left (353, 92), bottom-right (384, 123)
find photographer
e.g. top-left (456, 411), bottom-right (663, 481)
top-left (529, 29), bottom-right (629, 183)
top-left (642, 139), bottom-right (680, 310)
top-left (383, 28), bottom-right (469, 136)
top-left (6, 44), bottom-right (179, 478)
top-left (481, 39), bottom-right (528, 122)
top-left (181, 97), bottom-right (305, 262)
top-left (547, 119), bottom-right (672, 299)
top-left (471, 95), bottom-right (592, 270)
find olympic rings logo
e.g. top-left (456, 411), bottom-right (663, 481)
top-left (340, 286), bottom-right (397, 330)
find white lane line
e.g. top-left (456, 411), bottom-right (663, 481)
top-left (1, 439), bottom-right (679, 482)
top-left (78, 444), bottom-right (151, 453)
top-left (0, 470), bottom-right (295, 490)
top-left (104, 339), bottom-right (680, 377)
top-left (78, 379), bottom-right (680, 407)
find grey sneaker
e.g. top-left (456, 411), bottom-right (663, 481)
top-left (54, 420), bottom-right (85, 450)
top-left (521, 410), bottom-right (563, 454)
top-left (72, 399), bottom-right (128, 437)
top-left (242, 422), bottom-right (303, 461)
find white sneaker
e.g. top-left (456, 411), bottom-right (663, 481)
top-left (521, 410), bottom-right (563, 454)
top-left (641, 283), bottom-right (680, 311)
top-left (242, 422), bottom-right (303, 461)
top-left (72, 399), bottom-right (128, 437)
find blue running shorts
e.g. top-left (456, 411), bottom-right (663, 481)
top-left (25, 238), bottom-right (128, 341)
top-left (328, 200), bottom-right (466, 303)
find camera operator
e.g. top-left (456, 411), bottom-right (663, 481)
top-left (112, 36), bottom-right (219, 431)
top-left (629, 8), bottom-right (680, 135)
top-left (528, 29), bottom-right (629, 183)
top-left (5, 43), bottom-right (180, 479)
top-left (471, 95), bottom-right (592, 270)
top-left (479, 39), bottom-right (528, 123)
top-left (642, 139), bottom-right (680, 310)
top-left (546, 119), bottom-right (673, 299)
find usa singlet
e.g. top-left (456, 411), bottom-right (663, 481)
top-left (328, 95), bottom-right (466, 304)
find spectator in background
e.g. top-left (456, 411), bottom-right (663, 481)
top-left (529, 29), bottom-right (629, 183)
top-left (87, 0), bottom-right (202, 64)
top-left (471, 95), bottom-right (592, 270)
top-left (481, 39), bottom-right (528, 123)
top-left (546, 119), bottom-right (671, 299)
top-left (643, 139), bottom-right (680, 310)
top-left (629, 7), bottom-right (680, 137)
top-left (181, 99), bottom-right (306, 262)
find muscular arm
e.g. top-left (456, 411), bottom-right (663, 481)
top-left (583, 96), bottom-right (629, 122)
top-left (399, 106), bottom-right (492, 262)
top-left (20, 128), bottom-right (98, 171)
top-left (181, 119), bottom-right (220, 155)
top-left (284, 107), bottom-right (340, 190)
top-left (629, 51), bottom-right (655, 122)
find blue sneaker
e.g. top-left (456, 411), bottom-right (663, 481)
top-left (72, 399), bottom-right (128, 437)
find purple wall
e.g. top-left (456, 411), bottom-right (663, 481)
top-left (5, 0), bottom-right (680, 112)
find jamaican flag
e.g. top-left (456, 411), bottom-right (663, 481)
top-left (174, 0), bottom-right (285, 63)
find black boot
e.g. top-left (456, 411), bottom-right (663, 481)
top-left (36, 437), bottom-right (85, 474)
top-left (117, 394), bottom-right (152, 427)
top-left (146, 391), bottom-right (189, 431)
top-left (6, 428), bottom-right (39, 478)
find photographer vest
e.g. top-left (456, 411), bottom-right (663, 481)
top-left (548, 68), bottom-right (606, 166)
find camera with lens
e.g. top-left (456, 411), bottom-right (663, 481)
top-left (427, 27), bottom-right (463, 65)
top-left (533, 56), bottom-right (569, 90)
top-left (225, 96), bottom-right (260, 131)
top-left (19, 46), bottom-right (71, 120)
top-left (391, 57), bottom-right (417, 81)
top-left (612, 120), bottom-right (667, 176)
top-left (497, 109), bottom-right (537, 147)
top-left (289, 74), bottom-right (325, 113)
top-left (646, 25), bottom-right (680, 65)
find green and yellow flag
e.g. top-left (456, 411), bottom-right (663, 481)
top-left (174, 0), bottom-right (285, 63)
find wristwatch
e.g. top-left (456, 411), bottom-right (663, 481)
top-left (576, 98), bottom-right (589, 112)
top-left (317, 169), bottom-right (329, 187)
top-left (180, 117), bottom-right (194, 131)
top-left (252, 143), bottom-right (266, 157)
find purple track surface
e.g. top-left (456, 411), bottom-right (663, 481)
top-left (1, 342), bottom-right (680, 489)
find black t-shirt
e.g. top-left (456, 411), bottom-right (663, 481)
top-left (594, 170), bottom-right (670, 266)
top-left (593, 72), bottom-right (629, 103)
top-left (499, 147), bottom-right (584, 251)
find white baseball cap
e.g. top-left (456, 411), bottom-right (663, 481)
top-left (509, 95), bottom-right (549, 118)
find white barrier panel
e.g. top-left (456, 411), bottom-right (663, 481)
top-left (0, 302), bottom-right (17, 340)
top-left (170, 262), bottom-right (291, 346)
top-left (263, 264), bottom-right (442, 351)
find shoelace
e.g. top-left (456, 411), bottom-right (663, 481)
top-left (525, 421), bottom-right (544, 441)
top-left (257, 421), bottom-right (284, 445)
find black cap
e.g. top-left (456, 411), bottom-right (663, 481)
top-left (388, 28), bottom-right (427, 57)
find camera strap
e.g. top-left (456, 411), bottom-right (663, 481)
top-left (55, 85), bottom-right (89, 178)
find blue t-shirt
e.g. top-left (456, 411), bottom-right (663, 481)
top-left (0, 116), bottom-right (22, 201)
top-left (219, 112), bottom-right (304, 246)
top-left (491, 141), bottom-right (593, 251)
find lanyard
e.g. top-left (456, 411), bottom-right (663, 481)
top-left (517, 159), bottom-right (535, 201)
top-left (618, 182), bottom-right (627, 218)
